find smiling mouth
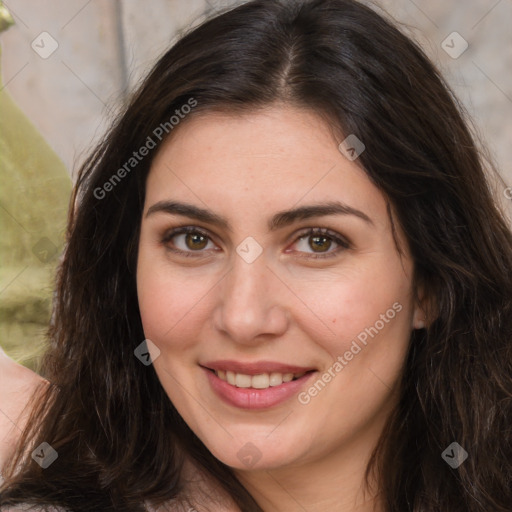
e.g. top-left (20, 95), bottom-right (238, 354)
top-left (208, 369), bottom-right (314, 389)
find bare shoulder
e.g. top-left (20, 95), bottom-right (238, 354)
top-left (0, 348), bottom-right (46, 470)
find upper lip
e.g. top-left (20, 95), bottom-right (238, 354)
top-left (201, 360), bottom-right (316, 375)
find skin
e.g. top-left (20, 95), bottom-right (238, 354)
top-left (0, 350), bottom-right (45, 473)
top-left (137, 105), bottom-right (426, 512)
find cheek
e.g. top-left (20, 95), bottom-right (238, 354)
top-left (136, 250), bottom-right (210, 348)
top-left (291, 257), bottom-right (413, 360)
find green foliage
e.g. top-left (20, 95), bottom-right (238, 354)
top-left (0, 50), bottom-right (71, 371)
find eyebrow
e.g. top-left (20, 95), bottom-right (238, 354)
top-left (145, 200), bottom-right (373, 230)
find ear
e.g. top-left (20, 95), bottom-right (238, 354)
top-left (412, 281), bottom-right (435, 330)
top-left (412, 307), bottom-right (426, 330)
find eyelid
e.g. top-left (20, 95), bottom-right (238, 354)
top-left (286, 227), bottom-right (351, 259)
top-left (292, 227), bottom-right (350, 247)
top-left (160, 225), bottom-right (212, 243)
top-left (160, 225), bottom-right (351, 259)
top-left (160, 225), bottom-right (220, 257)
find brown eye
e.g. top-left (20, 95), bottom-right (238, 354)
top-left (161, 227), bottom-right (216, 255)
top-left (289, 228), bottom-right (350, 259)
top-left (309, 235), bottom-right (332, 252)
top-left (185, 232), bottom-right (208, 250)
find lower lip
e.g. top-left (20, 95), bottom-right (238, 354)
top-left (203, 367), bottom-right (316, 410)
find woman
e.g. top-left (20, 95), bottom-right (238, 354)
top-left (1, 0), bottom-right (511, 510)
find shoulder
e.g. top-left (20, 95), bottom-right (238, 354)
top-left (0, 347), bottom-right (46, 471)
top-left (144, 457), bottom-right (242, 511)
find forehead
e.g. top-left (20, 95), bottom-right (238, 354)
top-left (145, 106), bottom-right (388, 227)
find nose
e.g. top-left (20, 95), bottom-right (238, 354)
top-left (213, 254), bottom-right (289, 345)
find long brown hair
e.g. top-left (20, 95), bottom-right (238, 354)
top-left (1, 0), bottom-right (511, 510)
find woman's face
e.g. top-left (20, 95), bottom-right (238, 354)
top-left (137, 105), bottom-right (423, 472)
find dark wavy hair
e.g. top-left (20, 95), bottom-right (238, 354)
top-left (1, 0), bottom-right (511, 510)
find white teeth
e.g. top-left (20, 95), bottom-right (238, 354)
top-left (252, 373), bottom-right (270, 389)
top-left (235, 373), bottom-right (252, 388)
top-left (269, 372), bottom-right (284, 387)
top-left (214, 370), bottom-right (308, 389)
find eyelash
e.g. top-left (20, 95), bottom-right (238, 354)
top-left (161, 226), bottom-right (350, 259)
top-left (291, 228), bottom-right (350, 259)
top-left (160, 226), bottom-right (351, 260)
top-left (160, 226), bottom-right (216, 258)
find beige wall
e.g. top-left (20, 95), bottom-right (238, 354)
top-left (2, 0), bottom-right (511, 193)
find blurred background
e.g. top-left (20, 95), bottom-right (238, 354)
top-left (0, 0), bottom-right (511, 371)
